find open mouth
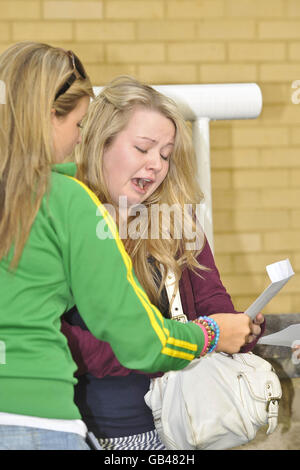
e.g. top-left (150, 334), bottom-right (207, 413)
top-left (131, 177), bottom-right (153, 192)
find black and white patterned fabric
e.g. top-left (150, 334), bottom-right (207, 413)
top-left (98, 429), bottom-right (166, 450)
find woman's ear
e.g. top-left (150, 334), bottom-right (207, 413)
top-left (51, 108), bottom-right (56, 121)
top-left (51, 108), bottom-right (59, 128)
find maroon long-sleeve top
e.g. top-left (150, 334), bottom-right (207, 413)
top-left (61, 239), bottom-right (264, 378)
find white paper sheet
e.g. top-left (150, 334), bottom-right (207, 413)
top-left (257, 324), bottom-right (300, 347)
top-left (244, 259), bottom-right (294, 320)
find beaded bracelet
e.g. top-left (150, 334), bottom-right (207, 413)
top-left (195, 322), bottom-right (209, 357)
top-left (192, 316), bottom-right (220, 356)
top-left (192, 317), bottom-right (212, 356)
top-left (202, 316), bottom-right (220, 353)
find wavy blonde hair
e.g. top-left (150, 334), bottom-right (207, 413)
top-left (76, 76), bottom-right (206, 308)
top-left (0, 41), bottom-right (94, 267)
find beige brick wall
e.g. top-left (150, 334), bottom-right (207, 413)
top-left (0, 0), bottom-right (299, 314)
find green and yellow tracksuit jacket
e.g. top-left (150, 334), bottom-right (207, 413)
top-left (0, 163), bottom-right (204, 420)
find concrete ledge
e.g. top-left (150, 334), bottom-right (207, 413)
top-left (254, 314), bottom-right (300, 379)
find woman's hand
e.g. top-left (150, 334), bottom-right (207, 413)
top-left (247, 312), bottom-right (265, 344)
top-left (210, 313), bottom-right (251, 354)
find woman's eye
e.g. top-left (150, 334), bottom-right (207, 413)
top-left (135, 146), bottom-right (147, 154)
top-left (135, 146), bottom-right (170, 161)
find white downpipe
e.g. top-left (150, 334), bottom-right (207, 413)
top-left (192, 118), bottom-right (213, 251)
top-left (93, 83), bottom-right (263, 251)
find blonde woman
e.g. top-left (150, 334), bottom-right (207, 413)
top-left (62, 76), bottom-right (264, 450)
top-left (0, 44), bottom-right (228, 450)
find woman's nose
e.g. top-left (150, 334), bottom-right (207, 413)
top-left (145, 150), bottom-right (163, 172)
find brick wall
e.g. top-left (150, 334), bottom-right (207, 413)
top-left (0, 0), bottom-right (299, 314)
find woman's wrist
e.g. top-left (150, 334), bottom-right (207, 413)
top-left (192, 316), bottom-right (220, 356)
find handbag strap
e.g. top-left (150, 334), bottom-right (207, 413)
top-left (165, 270), bottom-right (188, 323)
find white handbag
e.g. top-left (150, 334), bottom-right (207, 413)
top-left (144, 271), bottom-right (282, 450)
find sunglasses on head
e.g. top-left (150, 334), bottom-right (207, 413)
top-left (54, 50), bottom-right (87, 101)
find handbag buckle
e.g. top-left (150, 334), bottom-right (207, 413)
top-left (266, 397), bottom-right (280, 412)
top-left (172, 314), bottom-right (188, 323)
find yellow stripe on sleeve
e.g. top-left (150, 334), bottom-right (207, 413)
top-left (161, 347), bottom-right (195, 361)
top-left (167, 337), bottom-right (198, 352)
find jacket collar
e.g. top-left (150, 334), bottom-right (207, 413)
top-left (51, 162), bottom-right (77, 177)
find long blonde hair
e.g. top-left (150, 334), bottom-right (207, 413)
top-left (76, 76), bottom-right (206, 308)
top-left (0, 41), bottom-right (94, 267)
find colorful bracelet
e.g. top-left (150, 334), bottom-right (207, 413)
top-left (203, 316), bottom-right (220, 353)
top-left (192, 316), bottom-right (220, 356)
top-left (195, 322), bottom-right (209, 357)
top-left (192, 317), bottom-right (212, 356)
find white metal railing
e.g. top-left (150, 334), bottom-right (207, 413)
top-left (93, 83), bottom-right (262, 251)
